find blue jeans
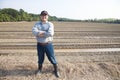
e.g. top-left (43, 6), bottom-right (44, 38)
top-left (37, 43), bottom-right (57, 65)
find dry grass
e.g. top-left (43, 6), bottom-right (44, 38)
top-left (0, 55), bottom-right (120, 80)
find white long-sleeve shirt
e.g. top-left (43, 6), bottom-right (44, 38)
top-left (32, 21), bottom-right (54, 43)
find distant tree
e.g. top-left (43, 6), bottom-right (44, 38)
top-left (19, 9), bottom-right (30, 21)
top-left (0, 8), bottom-right (20, 21)
top-left (49, 16), bottom-right (58, 21)
top-left (29, 13), bottom-right (39, 21)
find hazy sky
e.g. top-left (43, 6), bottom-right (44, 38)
top-left (0, 0), bottom-right (120, 20)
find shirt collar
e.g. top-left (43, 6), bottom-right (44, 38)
top-left (40, 21), bottom-right (48, 24)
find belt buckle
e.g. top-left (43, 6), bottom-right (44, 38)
top-left (42, 43), bottom-right (48, 45)
top-left (38, 42), bottom-right (48, 46)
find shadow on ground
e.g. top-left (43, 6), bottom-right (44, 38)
top-left (0, 65), bottom-right (54, 77)
top-left (0, 69), bottom-right (36, 77)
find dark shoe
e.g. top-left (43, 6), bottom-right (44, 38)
top-left (38, 64), bottom-right (42, 70)
top-left (53, 64), bottom-right (60, 78)
top-left (36, 70), bottom-right (42, 75)
top-left (54, 70), bottom-right (60, 78)
top-left (36, 64), bottom-right (42, 75)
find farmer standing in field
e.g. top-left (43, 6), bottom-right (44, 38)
top-left (32, 10), bottom-right (60, 77)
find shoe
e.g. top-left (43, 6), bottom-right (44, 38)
top-left (36, 64), bottom-right (42, 75)
top-left (53, 64), bottom-right (60, 78)
top-left (54, 70), bottom-right (60, 78)
top-left (36, 70), bottom-right (42, 75)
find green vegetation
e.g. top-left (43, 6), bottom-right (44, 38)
top-left (0, 8), bottom-right (120, 24)
top-left (0, 8), bottom-right (38, 22)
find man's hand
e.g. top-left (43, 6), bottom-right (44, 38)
top-left (38, 31), bottom-right (45, 37)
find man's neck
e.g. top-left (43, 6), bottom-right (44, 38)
top-left (41, 20), bottom-right (48, 24)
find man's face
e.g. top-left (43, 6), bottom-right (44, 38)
top-left (40, 15), bottom-right (48, 22)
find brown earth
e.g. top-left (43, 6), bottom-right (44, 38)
top-left (0, 22), bottom-right (120, 80)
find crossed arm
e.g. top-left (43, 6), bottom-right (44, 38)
top-left (32, 23), bottom-right (54, 38)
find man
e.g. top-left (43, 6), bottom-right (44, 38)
top-left (32, 10), bottom-right (60, 77)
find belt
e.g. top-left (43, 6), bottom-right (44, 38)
top-left (37, 42), bottom-right (51, 46)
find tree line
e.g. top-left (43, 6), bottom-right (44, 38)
top-left (0, 8), bottom-right (120, 24)
top-left (0, 8), bottom-right (59, 22)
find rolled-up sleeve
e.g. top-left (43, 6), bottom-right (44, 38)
top-left (44, 22), bottom-right (54, 37)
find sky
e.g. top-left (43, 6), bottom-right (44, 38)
top-left (0, 0), bottom-right (120, 20)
